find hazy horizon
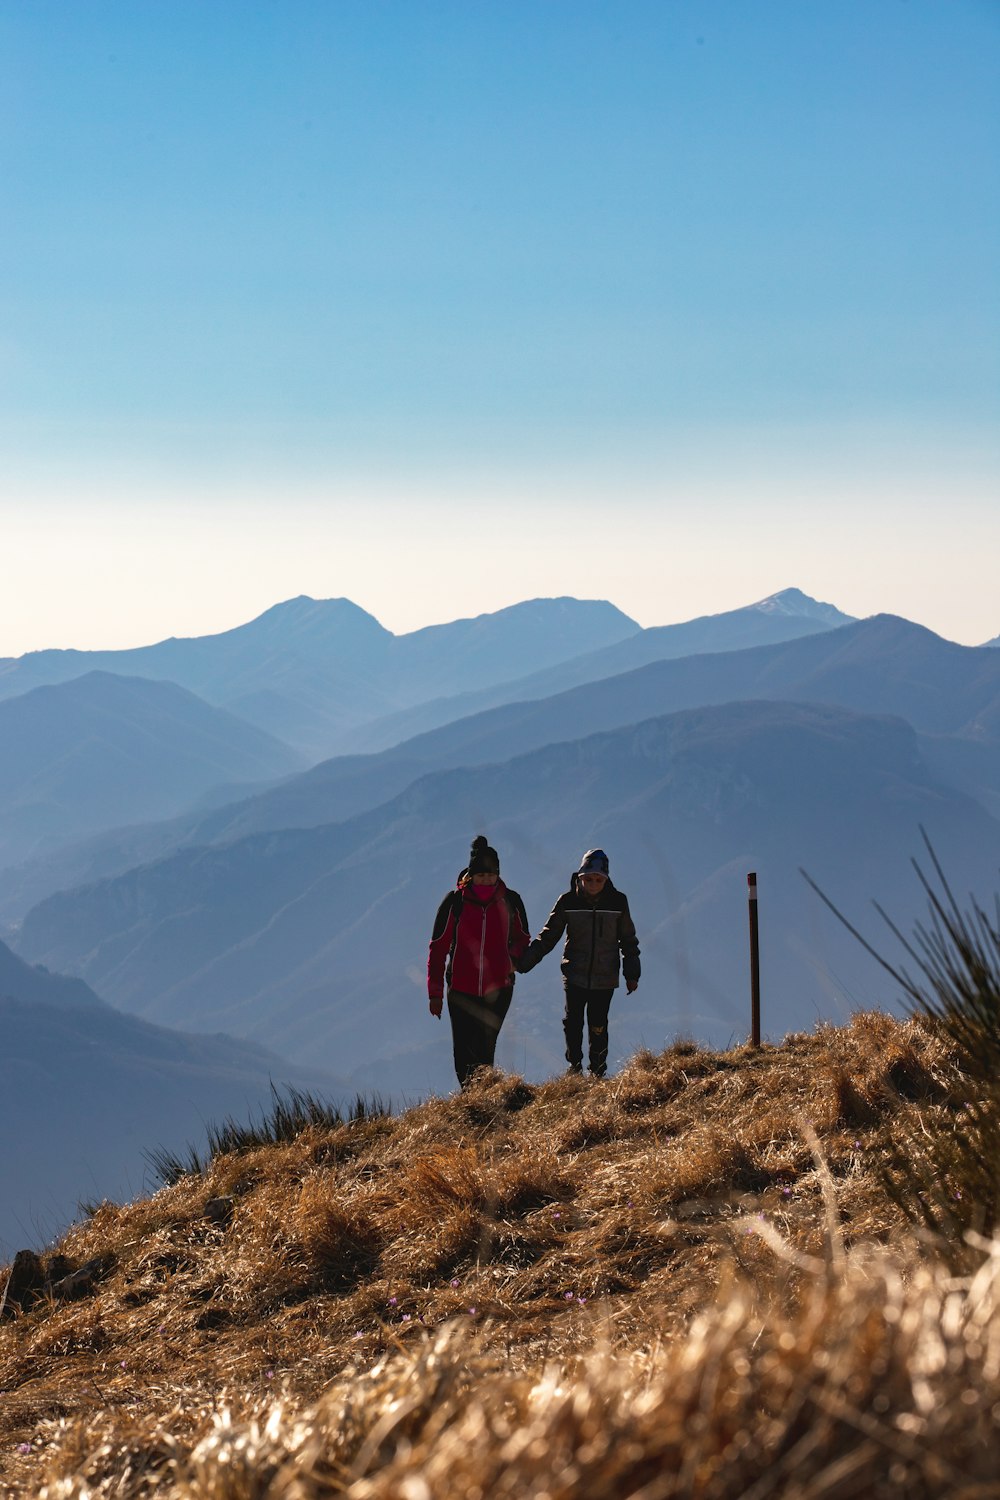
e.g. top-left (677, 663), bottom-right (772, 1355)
top-left (0, 583), bottom-right (984, 662)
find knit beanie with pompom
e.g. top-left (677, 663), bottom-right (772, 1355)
top-left (468, 834), bottom-right (500, 876)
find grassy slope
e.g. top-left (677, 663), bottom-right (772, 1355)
top-left (2, 1013), bottom-right (996, 1497)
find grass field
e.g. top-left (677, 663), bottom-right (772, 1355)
top-left (4, 999), bottom-right (999, 1497)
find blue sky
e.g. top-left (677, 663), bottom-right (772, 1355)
top-left (2, 0), bottom-right (997, 652)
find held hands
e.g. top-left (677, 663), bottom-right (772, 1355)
top-left (429, 997), bottom-right (443, 1019)
top-left (626, 980), bottom-right (639, 994)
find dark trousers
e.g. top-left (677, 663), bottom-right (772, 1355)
top-left (564, 985), bottom-right (614, 1076)
top-left (447, 987), bottom-right (513, 1087)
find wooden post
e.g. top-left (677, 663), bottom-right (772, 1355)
top-left (748, 872), bottom-right (761, 1048)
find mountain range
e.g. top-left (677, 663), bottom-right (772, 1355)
top-left (0, 588), bottom-right (867, 921)
top-left (343, 586), bottom-right (855, 752)
top-left (0, 596), bottom-right (640, 760)
top-left (9, 611), bottom-right (990, 910)
top-left (0, 939), bottom-right (339, 1257)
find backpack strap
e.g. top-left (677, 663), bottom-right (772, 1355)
top-left (444, 889), bottom-right (464, 985)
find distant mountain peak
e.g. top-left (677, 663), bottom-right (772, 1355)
top-left (239, 595), bottom-right (391, 636)
top-left (257, 594), bottom-right (375, 618)
top-left (751, 588), bottom-right (854, 626)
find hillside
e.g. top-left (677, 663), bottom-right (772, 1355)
top-left (0, 937), bottom-right (100, 1011)
top-left (0, 671), bottom-right (303, 870)
top-left (16, 699), bottom-right (1000, 1093)
top-left (2, 1012), bottom-right (996, 1496)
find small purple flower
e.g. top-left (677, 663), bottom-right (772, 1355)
top-left (627, 1200), bottom-right (634, 1208)
top-left (564, 1291), bottom-right (574, 1301)
top-left (468, 1306), bottom-right (477, 1316)
top-left (553, 1212), bottom-right (561, 1220)
top-left (450, 1278), bottom-right (460, 1288)
top-left (782, 1187), bottom-right (792, 1197)
top-left (401, 1313), bottom-right (411, 1322)
top-left (265, 1370), bottom-right (274, 1380)
top-left (388, 1295), bottom-right (398, 1306)
top-left (120, 1361), bottom-right (127, 1370)
top-left (577, 1296), bottom-right (587, 1306)
top-left (17, 1444), bottom-right (31, 1455)
top-left (353, 1331), bottom-right (364, 1340)
top-left (853, 1140), bottom-right (862, 1149)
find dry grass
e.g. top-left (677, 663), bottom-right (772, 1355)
top-left (0, 1013), bottom-right (987, 1497)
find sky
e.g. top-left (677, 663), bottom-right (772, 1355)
top-left (1, 0), bottom-right (998, 654)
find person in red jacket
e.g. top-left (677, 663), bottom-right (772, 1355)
top-left (427, 835), bottom-right (530, 1088)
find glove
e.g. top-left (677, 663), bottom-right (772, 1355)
top-left (626, 980), bottom-right (638, 994)
top-left (429, 997), bottom-right (443, 1018)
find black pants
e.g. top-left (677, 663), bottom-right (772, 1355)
top-left (447, 987), bottom-right (513, 1087)
top-left (564, 985), bottom-right (614, 1076)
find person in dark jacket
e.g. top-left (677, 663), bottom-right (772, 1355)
top-left (518, 848), bottom-right (640, 1078)
top-left (427, 835), bottom-right (531, 1088)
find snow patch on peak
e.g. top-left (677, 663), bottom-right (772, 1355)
top-left (751, 588), bottom-right (854, 626)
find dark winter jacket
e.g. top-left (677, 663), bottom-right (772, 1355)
top-left (427, 879), bottom-right (530, 1001)
top-left (520, 878), bottom-right (640, 991)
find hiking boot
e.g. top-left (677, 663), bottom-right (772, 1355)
top-left (565, 1063), bottom-right (583, 1076)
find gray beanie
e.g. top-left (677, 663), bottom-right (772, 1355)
top-left (577, 848), bottom-right (609, 876)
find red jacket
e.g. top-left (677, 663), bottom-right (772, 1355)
top-left (427, 879), bottom-right (530, 1000)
